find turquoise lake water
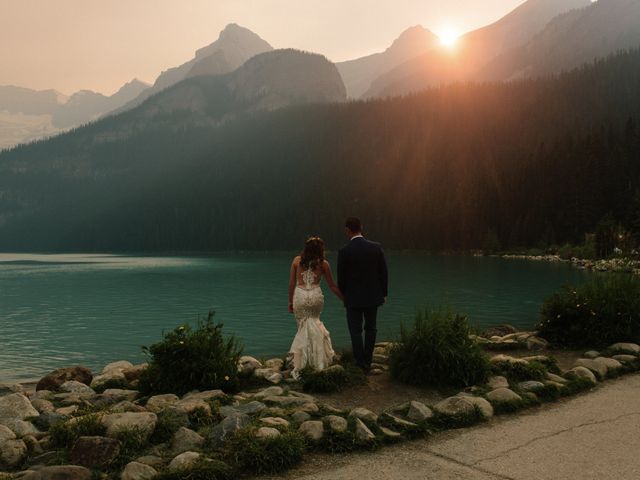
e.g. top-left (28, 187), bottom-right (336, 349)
top-left (0, 252), bottom-right (589, 382)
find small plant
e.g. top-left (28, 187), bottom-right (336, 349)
top-left (490, 360), bottom-right (547, 382)
top-left (538, 274), bottom-right (640, 348)
top-left (150, 408), bottom-right (188, 444)
top-left (111, 427), bottom-right (149, 470)
top-left (139, 311), bottom-right (243, 396)
top-left (389, 308), bottom-right (490, 388)
top-left (155, 459), bottom-right (233, 480)
top-left (49, 414), bottom-right (106, 449)
top-left (427, 408), bottom-right (483, 430)
top-left (222, 428), bottom-right (306, 475)
top-left (300, 366), bottom-right (349, 393)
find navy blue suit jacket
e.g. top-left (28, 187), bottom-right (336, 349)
top-left (337, 237), bottom-right (388, 308)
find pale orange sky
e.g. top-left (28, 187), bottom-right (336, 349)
top-left (0, 0), bottom-right (527, 95)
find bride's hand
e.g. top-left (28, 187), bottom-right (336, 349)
top-left (288, 303), bottom-right (294, 314)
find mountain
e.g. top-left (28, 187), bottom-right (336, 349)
top-left (0, 86), bottom-right (67, 115)
top-left (336, 26), bottom-right (439, 98)
top-left (364, 0), bottom-right (591, 98)
top-left (480, 0), bottom-right (640, 81)
top-left (1, 49), bottom-right (639, 252)
top-left (118, 23), bottom-right (273, 112)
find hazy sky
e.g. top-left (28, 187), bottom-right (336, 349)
top-left (1, 0), bottom-right (526, 95)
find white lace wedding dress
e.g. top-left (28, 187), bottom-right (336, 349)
top-left (289, 267), bottom-right (336, 379)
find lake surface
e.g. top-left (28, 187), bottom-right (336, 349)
top-left (0, 252), bottom-right (589, 382)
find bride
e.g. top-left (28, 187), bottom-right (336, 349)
top-left (288, 236), bottom-right (343, 379)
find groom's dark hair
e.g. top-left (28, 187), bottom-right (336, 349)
top-left (345, 217), bottom-right (362, 233)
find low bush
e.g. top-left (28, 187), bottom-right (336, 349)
top-left (110, 427), bottom-right (149, 470)
top-left (300, 366), bottom-right (349, 393)
top-left (49, 414), bottom-right (105, 449)
top-left (150, 408), bottom-right (188, 444)
top-left (427, 408), bottom-right (483, 430)
top-left (538, 275), bottom-right (640, 348)
top-left (490, 360), bottom-right (547, 382)
top-left (155, 459), bottom-right (233, 480)
top-left (389, 308), bottom-right (490, 388)
top-left (222, 428), bottom-right (306, 475)
top-left (139, 311), bottom-right (243, 396)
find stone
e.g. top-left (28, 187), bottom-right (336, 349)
top-left (36, 367), bottom-right (93, 392)
top-left (349, 407), bottom-right (378, 423)
top-left (20, 466), bottom-right (92, 480)
top-left (238, 356), bottom-right (262, 375)
top-left (265, 372), bottom-right (283, 384)
top-left (433, 396), bottom-right (476, 416)
top-left (210, 413), bottom-right (250, 444)
top-left (325, 415), bottom-right (348, 433)
top-left (608, 343), bottom-right (640, 354)
top-left (263, 395), bottom-right (308, 407)
top-left (32, 412), bottom-right (67, 431)
top-left (518, 381), bottom-right (545, 392)
top-left (379, 426), bottom-right (402, 438)
top-left (0, 393), bottom-right (39, 421)
top-left (101, 412), bottom-right (157, 440)
top-left (102, 389), bottom-right (138, 402)
top-left (69, 436), bottom-right (120, 468)
top-left (354, 418), bottom-right (375, 442)
top-left (0, 383), bottom-right (24, 397)
top-left (545, 372), bottom-right (568, 384)
top-left (135, 455), bottom-right (164, 468)
top-left (574, 358), bottom-right (608, 380)
top-left (168, 451), bottom-right (200, 471)
top-left (110, 401), bottom-right (147, 413)
top-left (261, 407), bottom-right (287, 417)
top-left (256, 427), bottom-right (280, 439)
top-left (0, 425), bottom-right (15, 442)
top-left (102, 361), bottom-right (133, 373)
top-left (298, 402), bottom-right (319, 413)
top-left (595, 357), bottom-right (623, 371)
top-left (299, 421), bottom-right (324, 441)
top-left (487, 376), bottom-right (509, 389)
top-left (145, 394), bottom-right (179, 413)
top-left (56, 405), bottom-right (79, 416)
top-left (526, 336), bottom-right (549, 351)
top-left (60, 381), bottom-right (95, 396)
top-left (612, 354), bottom-right (638, 363)
top-left (171, 427), bottom-right (204, 454)
top-left (406, 401), bottom-right (433, 423)
top-left (259, 417), bottom-right (290, 428)
top-left (461, 396), bottom-right (494, 419)
top-left (584, 350), bottom-right (600, 359)
top-left (372, 354), bottom-right (389, 364)
top-left (565, 366), bottom-right (597, 384)
top-left (483, 325), bottom-right (518, 338)
top-left (121, 461), bottom-right (158, 480)
top-left (30, 399), bottom-right (55, 414)
top-left (381, 413), bottom-right (418, 429)
top-left (486, 388), bottom-right (522, 403)
top-left (1, 418), bottom-right (40, 437)
top-left (174, 398), bottom-right (212, 416)
top-left (122, 364), bottom-right (148, 383)
top-left (90, 370), bottom-right (127, 390)
top-left (490, 354), bottom-right (528, 365)
top-left (265, 358), bottom-right (284, 370)
top-left (181, 390), bottom-right (226, 402)
top-left (220, 401), bottom-right (266, 418)
top-left (22, 435), bottom-right (42, 455)
top-left (0, 438), bottom-right (27, 468)
top-left (253, 386), bottom-right (284, 399)
top-left (291, 411), bottom-right (311, 423)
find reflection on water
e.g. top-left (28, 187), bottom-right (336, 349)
top-left (0, 252), bottom-right (589, 382)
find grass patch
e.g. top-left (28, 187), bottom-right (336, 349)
top-left (110, 427), bottom-right (149, 470)
top-left (49, 414), bottom-right (106, 449)
top-left (491, 360), bottom-right (547, 382)
top-left (221, 428), bottom-right (306, 475)
top-left (300, 366), bottom-right (348, 394)
top-left (389, 308), bottom-right (490, 388)
top-left (150, 408), bottom-right (188, 444)
top-left (427, 407), bottom-right (483, 431)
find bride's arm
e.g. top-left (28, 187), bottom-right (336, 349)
top-left (288, 257), bottom-right (298, 313)
top-left (323, 260), bottom-right (344, 302)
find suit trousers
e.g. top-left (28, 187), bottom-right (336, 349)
top-left (346, 306), bottom-right (378, 370)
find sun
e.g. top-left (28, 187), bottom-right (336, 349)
top-left (436, 27), bottom-right (460, 48)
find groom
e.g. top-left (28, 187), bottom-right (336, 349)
top-left (337, 217), bottom-right (388, 373)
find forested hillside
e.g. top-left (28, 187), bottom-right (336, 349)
top-left (1, 50), bottom-right (640, 252)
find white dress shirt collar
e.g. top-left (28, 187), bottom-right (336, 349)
top-left (350, 234), bottom-right (364, 241)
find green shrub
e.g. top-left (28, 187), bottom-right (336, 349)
top-left (49, 414), bottom-right (106, 449)
top-left (139, 311), bottom-right (243, 396)
top-left (389, 309), bottom-right (490, 387)
top-left (300, 366), bottom-right (349, 393)
top-left (538, 275), bottom-right (640, 348)
top-left (427, 408), bottom-right (483, 430)
top-left (150, 408), bottom-right (188, 444)
top-left (561, 377), bottom-right (596, 396)
top-left (490, 360), bottom-right (547, 382)
top-left (155, 459), bottom-right (233, 480)
top-left (111, 427), bottom-right (149, 470)
top-left (222, 428), bottom-right (306, 475)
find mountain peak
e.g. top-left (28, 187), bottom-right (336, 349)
top-left (386, 25), bottom-right (438, 55)
top-left (195, 23), bottom-right (273, 59)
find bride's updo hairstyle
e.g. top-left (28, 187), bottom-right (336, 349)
top-left (300, 236), bottom-right (325, 270)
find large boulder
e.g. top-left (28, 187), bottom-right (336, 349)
top-left (168, 451), bottom-right (200, 471)
top-left (487, 376), bottom-right (509, 389)
top-left (299, 420), bottom-right (324, 441)
top-left (20, 466), bottom-right (92, 480)
top-left (325, 415), bottom-right (347, 433)
top-left (101, 412), bottom-right (157, 440)
top-left (171, 427), bottom-right (204, 455)
top-left (256, 427), bottom-right (280, 439)
top-left (90, 370), bottom-right (127, 391)
top-left (433, 396), bottom-right (476, 417)
top-left (565, 366), bottom-right (597, 384)
top-left (59, 381), bottom-right (95, 396)
top-left (608, 343), bottom-right (640, 354)
top-left (0, 425), bottom-right (15, 442)
top-left (486, 388), bottom-right (522, 403)
top-left (145, 394), bottom-right (179, 413)
top-left (210, 413), bottom-right (250, 444)
top-left (354, 418), bottom-right (375, 442)
top-left (406, 401), bottom-right (433, 423)
top-left (460, 395), bottom-right (494, 419)
top-left (121, 461), bottom-right (158, 480)
top-left (0, 384), bottom-right (24, 397)
top-left (69, 436), bottom-right (121, 468)
top-left (595, 357), bottom-right (623, 372)
top-left (102, 361), bottom-right (134, 373)
top-left (36, 367), bottom-right (93, 392)
top-left (0, 393), bottom-right (39, 421)
top-left (238, 356), bottom-right (262, 375)
top-left (0, 438), bottom-right (27, 468)
top-left (574, 358), bottom-right (608, 380)
top-left (348, 407), bottom-right (378, 423)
